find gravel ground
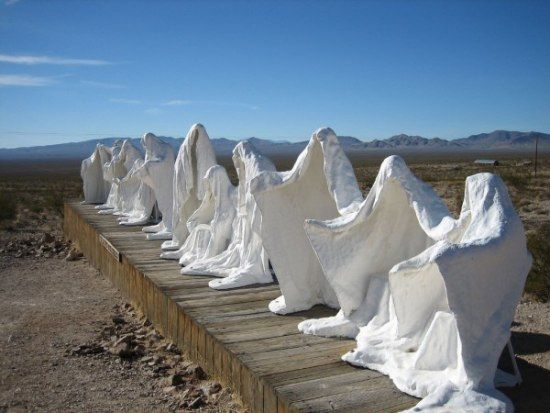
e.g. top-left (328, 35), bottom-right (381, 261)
top-left (0, 249), bottom-right (244, 413)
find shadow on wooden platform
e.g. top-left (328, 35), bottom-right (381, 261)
top-left (64, 201), bottom-right (418, 413)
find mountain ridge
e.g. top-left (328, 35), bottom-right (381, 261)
top-left (1, 130), bottom-right (548, 159)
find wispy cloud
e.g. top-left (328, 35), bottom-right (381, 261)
top-left (109, 98), bottom-right (141, 104)
top-left (81, 80), bottom-right (125, 89)
top-left (162, 99), bottom-right (258, 110)
top-left (4, 0), bottom-right (22, 5)
top-left (0, 53), bottom-right (112, 66)
top-left (109, 98), bottom-right (259, 111)
top-left (144, 108), bottom-right (162, 115)
top-left (163, 99), bottom-right (192, 106)
top-left (0, 74), bottom-right (56, 87)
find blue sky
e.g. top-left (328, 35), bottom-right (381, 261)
top-left (1, 0), bottom-right (549, 148)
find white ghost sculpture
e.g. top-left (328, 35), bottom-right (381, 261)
top-left (97, 139), bottom-right (142, 213)
top-left (161, 124), bottom-right (218, 253)
top-left (81, 143), bottom-right (112, 204)
top-left (182, 140), bottom-right (275, 290)
top-left (162, 165), bottom-right (237, 264)
top-left (116, 155), bottom-right (156, 226)
top-left (133, 133), bottom-right (176, 240)
top-left (96, 140), bottom-right (124, 211)
top-left (300, 155), bottom-right (531, 412)
top-left (250, 127), bottom-right (363, 314)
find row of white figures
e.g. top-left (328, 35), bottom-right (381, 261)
top-left (81, 124), bottom-right (531, 413)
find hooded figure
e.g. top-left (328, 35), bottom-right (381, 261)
top-left (250, 127), bottom-right (363, 314)
top-left (81, 143), bottom-right (112, 204)
top-left (161, 124), bottom-right (218, 253)
top-left (300, 156), bottom-right (531, 412)
top-left (116, 155), bottom-right (156, 226)
top-left (182, 140), bottom-right (275, 290)
top-left (97, 139), bottom-right (142, 212)
top-left (134, 133), bottom-right (176, 239)
top-left (96, 140), bottom-right (123, 210)
top-left (162, 165), bottom-right (236, 264)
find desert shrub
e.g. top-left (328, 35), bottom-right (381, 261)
top-left (525, 223), bottom-right (550, 302)
top-left (500, 172), bottom-right (531, 191)
top-left (0, 191), bottom-right (17, 221)
top-left (44, 191), bottom-right (65, 217)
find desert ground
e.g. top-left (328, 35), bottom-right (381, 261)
top-left (0, 153), bottom-right (549, 412)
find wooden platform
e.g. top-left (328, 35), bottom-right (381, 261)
top-left (64, 201), bottom-right (418, 412)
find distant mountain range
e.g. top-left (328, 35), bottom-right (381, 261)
top-left (0, 130), bottom-right (548, 160)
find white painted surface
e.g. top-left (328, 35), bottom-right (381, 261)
top-left (300, 155), bottom-right (531, 412)
top-left (251, 127), bottom-right (363, 314)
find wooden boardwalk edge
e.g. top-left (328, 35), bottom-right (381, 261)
top-left (63, 201), bottom-right (418, 413)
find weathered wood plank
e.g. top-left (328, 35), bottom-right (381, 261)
top-left (64, 201), bottom-right (419, 413)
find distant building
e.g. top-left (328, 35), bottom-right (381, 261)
top-left (474, 159), bottom-right (499, 166)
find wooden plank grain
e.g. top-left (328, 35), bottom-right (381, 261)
top-left (64, 202), bottom-right (416, 413)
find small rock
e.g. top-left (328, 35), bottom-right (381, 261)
top-left (114, 333), bottom-right (134, 347)
top-left (207, 382), bottom-right (222, 395)
top-left (162, 385), bottom-right (176, 394)
top-left (187, 396), bottom-right (205, 409)
top-left (186, 364), bottom-right (207, 381)
top-left (111, 315), bottom-right (126, 325)
top-left (65, 249), bottom-right (82, 261)
top-left (40, 232), bottom-right (55, 244)
top-left (170, 373), bottom-right (187, 386)
top-left (140, 356), bottom-right (153, 363)
top-left (71, 343), bottom-right (104, 356)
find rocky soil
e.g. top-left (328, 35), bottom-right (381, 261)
top-left (0, 245), bottom-right (244, 413)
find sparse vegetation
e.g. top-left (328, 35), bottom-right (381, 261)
top-left (0, 191), bottom-right (17, 222)
top-left (526, 224), bottom-right (550, 302)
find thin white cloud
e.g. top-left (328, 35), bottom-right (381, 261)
top-left (109, 98), bottom-right (141, 104)
top-left (144, 107), bottom-right (162, 115)
top-left (0, 74), bottom-right (56, 87)
top-left (163, 99), bottom-right (191, 106)
top-left (81, 80), bottom-right (125, 89)
top-left (4, 0), bottom-right (21, 5)
top-left (0, 53), bottom-right (112, 66)
top-left (163, 99), bottom-right (258, 110)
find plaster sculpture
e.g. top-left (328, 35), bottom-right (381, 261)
top-left (81, 144), bottom-right (112, 204)
top-left (250, 127), bottom-right (363, 314)
top-left (182, 141), bottom-right (275, 290)
top-left (160, 124), bottom-right (218, 253)
top-left (97, 139), bottom-right (142, 213)
top-left (96, 139), bottom-right (124, 211)
top-left (116, 156), bottom-right (156, 226)
top-left (133, 133), bottom-right (176, 240)
top-left (162, 165), bottom-right (237, 264)
top-left (299, 155), bottom-right (531, 412)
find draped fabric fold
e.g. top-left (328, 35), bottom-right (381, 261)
top-left (135, 133), bottom-right (176, 239)
top-left (250, 127), bottom-right (364, 314)
top-left (182, 140), bottom-right (275, 290)
top-left (300, 155), bottom-right (531, 412)
top-left (166, 165), bottom-right (237, 265)
top-left (160, 124), bottom-right (218, 253)
top-left (81, 143), bottom-right (112, 204)
top-left (97, 139), bottom-right (143, 214)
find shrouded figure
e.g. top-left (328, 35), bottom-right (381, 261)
top-left (81, 143), bottom-right (112, 204)
top-left (162, 165), bottom-right (236, 265)
top-left (161, 124), bottom-right (218, 253)
top-left (182, 140), bottom-right (275, 290)
top-left (97, 139), bottom-right (142, 213)
top-left (300, 155), bottom-right (531, 412)
top-left (134, 133), bottom-right (176, 240)
top-left (250, 127), bottom-right (363, 315)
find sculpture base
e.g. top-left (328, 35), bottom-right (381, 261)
top-left (64, 201), bottom-right (419, 413)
